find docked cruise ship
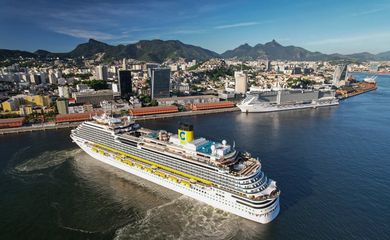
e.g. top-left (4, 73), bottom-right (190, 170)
top-left (70, 114), bottom-right (280, 223)
top-left (237, 89), bottom-right (339, 113)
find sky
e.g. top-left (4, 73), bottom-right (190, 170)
top-left (0, 0), bottom-right (390, 54)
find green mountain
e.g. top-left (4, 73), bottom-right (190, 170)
top-left (0, 49), bottom-right (36, 60)
top-left (30, 39), bottom-right (219, 62)
top-left (375, 51), bottom-right (390, 61)
top-left (1, 39), bottom-right (390, 62)
top-left (222, 40), bottom-right (334, 60)
top-left (221, 40), bottom-right (390, 61)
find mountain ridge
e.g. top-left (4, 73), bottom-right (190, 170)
top-left (1, 39), bottom-right (389, 62)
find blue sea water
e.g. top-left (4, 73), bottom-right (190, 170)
top-left (0, 73), bottom-right (389, 239)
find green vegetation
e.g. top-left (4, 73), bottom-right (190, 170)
top-left (231, 64), bottom-right (252, 71)
top-left (74, 80), bottom-right (108, 90)
top-left (206, 66), bottom-right (234, 81)
top-left (139, 95), bottom-right (158, 107)
top-left (63, 73), bottom-right (92, 79)
top-left (187, 62), bottom-right (203, 71)
top-left (0, 113), bottom-right (20, 119)
top-left (287, 78), bottom-right (316, 89)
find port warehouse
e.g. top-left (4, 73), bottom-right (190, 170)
top-left (129, 105), bottom-right (179, 116)
top-left (0, 117), bottom-right (25, 128)
top-left (55, 112), bottom-right (103, 123)
top-left (189, 101), bottom-right (234, 111)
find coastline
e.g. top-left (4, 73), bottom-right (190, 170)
top-left (0, 107), bottom-right (240, 135)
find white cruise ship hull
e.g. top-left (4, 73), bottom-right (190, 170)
top-left (238, 101), bottom-right (339, 113)
top-left (71, 135), bottom-right (280, 224)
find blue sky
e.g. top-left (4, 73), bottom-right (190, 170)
top-left (0, 0), bottom-right (389, 54)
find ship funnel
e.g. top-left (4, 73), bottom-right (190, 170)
top-left (178, 123), bottom-right (194, 144)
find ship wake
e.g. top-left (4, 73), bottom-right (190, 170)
top-left (113, 195), bottom-right (262, 240)
top-left (12, 148), bottom-right (82, 173)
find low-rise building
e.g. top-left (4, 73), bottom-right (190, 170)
top-left (72, 90), bottom-right (113, 107)
top-left (1, 99), bottom-right (18, 111)
top-left (156, 95), bottom-right (219, 106)
top-left (0, 117), bottom-right (25, 128)
top-left (56, 98), bottom-right (69, 114)
top-left (25, 95), bottom-right (52, 107)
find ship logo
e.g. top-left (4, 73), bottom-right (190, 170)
top-left (179, 131), bottom-right (186, 140)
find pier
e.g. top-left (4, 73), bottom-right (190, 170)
top-left (0, 107), bottom-right (240, 135)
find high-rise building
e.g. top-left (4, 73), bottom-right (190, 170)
top-left (151, 68), bottom-right (170, 99)
top-left (30, 74), bottom-right (41, 85)
top-left (58, 85), bottom-right (70, 98)
top-left (234, 71), bottom-right (248, 94)
top-left (146, 63), bottom-right (160, 78)
top-left (48, 72), bottom-right (58, 85)
top-left (118, 70), bottom-right (132, 99)
top-left (95, 65), bottom-right (108, 81)
top-left (56, 98), bottom-right (69, 114)
top-left (122, 58), bottom-right (127, 70)
top-left (39, 72), bottom-right (47, 84)
top-left (333, 65), bottom-right (348, 86)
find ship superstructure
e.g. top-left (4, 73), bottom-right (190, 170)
top-left (237, 89), bottom-right (339, 113)
top-left (70, 114), bottom-right (280, 223)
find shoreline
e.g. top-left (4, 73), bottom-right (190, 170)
top-left (0, 107), bottom-right (240, 135)
top-left (0, 83), bottom-right (379, 136)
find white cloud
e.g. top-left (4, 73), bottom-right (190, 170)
top-left (52, 28), bottom-right (115, 40)
top-left (214, 21), bottom-right (260, 29)
top-left (307, 32), bottom-right (390, 45)
top-left (350, 8), bottom-right (385, 17)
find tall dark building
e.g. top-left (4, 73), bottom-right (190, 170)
top-left (151, 68), bottom-right (170, 99)
top-left (146, 63), bottom-right (160, 78)
top-left (118, 70), bottom-right (132, 99)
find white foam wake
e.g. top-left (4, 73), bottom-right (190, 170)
top-left (14, 148), bottom-right (82, 172)
top-left (113, 196), bottom-right (246, 240)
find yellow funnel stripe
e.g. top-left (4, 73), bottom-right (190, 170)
top-left (94, 143), bottom-right (213, 185)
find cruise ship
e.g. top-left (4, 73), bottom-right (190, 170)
top-left (237, 89), bottom-right (339, 113)
top-left (70, 114), bottom-right (280, 223)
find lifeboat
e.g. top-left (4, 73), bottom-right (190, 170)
top-left (168, 176), bottom-right (178, 183)
top-left (180, 180), bottom-right (191, 188)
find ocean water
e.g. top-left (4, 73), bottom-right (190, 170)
top-left (0, 73), bottom-right (389, 240)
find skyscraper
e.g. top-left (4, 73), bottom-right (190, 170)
top-left (333, 64), bottom-right (348, 86)
top-left (118, 70), bottom-right (132, 99)
top-left (234, 71), bottom-right (248, 94)
top-left (151, 68), bottom-right (170, 99)
top-left (96, 65), bottom-right (108, 81)
top-left (146, 63), bottom-right (160, 78)
top-left (122, 58), bottom-right (127, 70)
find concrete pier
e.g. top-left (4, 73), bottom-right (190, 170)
top-left (0, 107), bottom-right (240, 135)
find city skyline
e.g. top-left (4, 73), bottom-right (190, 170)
top-left (1, 0), bottom-right (390, 54)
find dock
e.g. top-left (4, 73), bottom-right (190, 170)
top-left (338, 85), bottom-right (377, 100)
top-left (0, 107), bottom-right (240, 135)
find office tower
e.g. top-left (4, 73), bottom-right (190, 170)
top-left (96, 65), bottom-right (108, 81)
top-left (146, 63), bottom-right (160, 78)
top-left (122, 58), bottom-right (127, 70)
top-left (118, 70), bottom-right (132, 99)
top-left (30, 74), bottom-right (42, 85)
top-left (48, 72), bottom-right (58, 85)
top-left (332, 65), bottom-right (348, 86)
top-left (151, 68), bottom-right (170, 99)
top-left (234, 71), bottom-right (248, 94)
top-left (58, 85), bottom-right (70, 98)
